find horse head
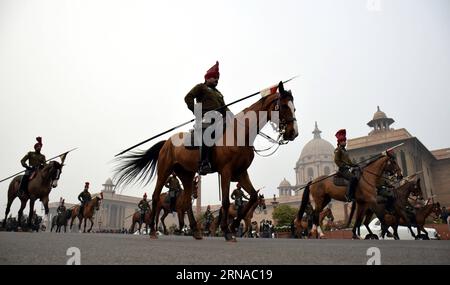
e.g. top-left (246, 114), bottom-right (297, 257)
top-left (42, 161), bottom-right (63, 188)
top-left (268, 81), bottom-right (298, 142)
top-left (410, 178), bottom-right (423, 200)
top-left (257, 193), bottom-right (266, 210)
top-left (384, 151), bottom-right (403, 180)
top-left (432, 202), bottom-right (442, 219)
top-left (94, 193), bottom-right (103, 211)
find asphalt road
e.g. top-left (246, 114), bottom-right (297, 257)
top-left (0, 231), bottom-right (449, 265)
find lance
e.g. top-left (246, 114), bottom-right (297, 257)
top-left (114, 76), bottom-right (299, 157)
top-left (0, 148), bottom-right (78, 184)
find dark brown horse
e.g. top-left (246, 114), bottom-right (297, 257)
top-left (114, 82), bottom-right (298, 241)
top-left (69, 194), bottom-right (103, 233)
top-left (129, 211), bottom-right (151, 234)
top-left (155, 184), bottom-right (198, 235)
top-left (297, 153), bottom-right (402, 239)
top-left (381, 199), bottom-right (442, 240)
top-left (51, 210), bottom-right (71, 233)
top-left (352, 177), bottom-right (423, 239)
top-left (293, 206), bottom-right (334, 238)
top-left (3, 160), bottom-right (63, 229)
top-left (218, 193), bottom-right (266, 237)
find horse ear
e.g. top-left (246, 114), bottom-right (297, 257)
top-left (278, 81), bottom-right (285, 94)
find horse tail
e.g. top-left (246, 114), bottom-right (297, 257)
top-left (66, 209), bottom-right (72, 220)
top-left (297, 181), bottom-right (312, 221)
top-left (114, 140), bottom-right (166, 187)
top-left (346, 200), bottom-right (356, 228)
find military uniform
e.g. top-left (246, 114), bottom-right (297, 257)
top-left (78, 185), bottom-right (92, 218)
top-left (165, 175), bottom-right (181, 212)
top-left (138, 195), bottom-right (150, 223)
top-left (334, 129), bottom-right (358, 202)
top-left (18, 137), bottom-right (46, 196)
top-left (203, 207), bottom-right (214, 235)
top-left (231, 185), bottom-right (249, 216)
top-left (184, 61), bottom-right (230, 175)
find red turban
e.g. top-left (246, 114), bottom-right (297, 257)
top-left (204, 61), bottom-right (220, 80)
top-left (335, 129), bottom-right (347, 143)
top-left (34, 137), bottom-right (43, 150)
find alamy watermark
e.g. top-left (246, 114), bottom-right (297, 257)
top-left (66, 247), bottom-right (81, 265)
top-left (366, 247), bottom-right (381, 265)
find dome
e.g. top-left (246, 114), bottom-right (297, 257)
top-left (104, 178), bottom-right (113, 185)
top-left (279, 178), bottom-right (291, 187)
top-left (372, 106), bottom-right (387, 120)
top-left (298, 122), bottom-right (335, 163)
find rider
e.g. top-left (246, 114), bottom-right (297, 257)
top-left (77, 182), bottom-right (92, 218)
top-left (334, 129), bottom-right (359, 202)
top-left (57, 197), bottom-right (66, 215)
top-left (184, 61), bottom-right (231, 175)
top-left (203, 205), bottom-right (214, 235)
top-left (165, 173), bottom-right (181, 212)
top-left (138, 193), bottom-right (150, 224)
top-left (18, 137), bottom-right (47, 197)
top-left (231, 183), bottom-right (249, 217)
top-left (376, 175), bottom-right (396, 213)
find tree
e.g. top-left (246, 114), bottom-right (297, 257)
top-left (272, 204), bottom-right (297, 226)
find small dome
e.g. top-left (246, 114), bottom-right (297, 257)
top-left (372, 106), bottom-right (387, 120)
top-left (279, 178), bottom-right (291, 187)
top-left (104, 178), bottom-right (113, 185)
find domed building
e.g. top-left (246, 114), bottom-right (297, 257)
top-left (278, 122), bottom-right (336, 197)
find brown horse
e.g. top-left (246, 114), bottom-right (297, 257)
top-left (293, 206), bottom-right (334, 238)
top-left (114, 82), bottom-right (298, 241)
top-left (129, 211), bottom-right (151, 234)
top-left (3, 160), bottom-right (63, 229)
top-left (155, 184), bottom-right (198, 235)
top-left (217, 193), bottom-right (266, 237)
top-left (381, 200), bottom-right (442, 240)
top-left (352, 177), bottom-right (423, 239)
top-left (69, 194), bottom-right (103, 233)
top-left (297, 153), bottom-right (402, 239)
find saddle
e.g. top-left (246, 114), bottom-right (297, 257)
top-left (333, 173), bottom-right (349, 187)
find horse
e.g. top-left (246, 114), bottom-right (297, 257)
top-left (51, 210), bottom-right (71, 233)
top-left (3, 160), bottom-right (63, 229)
top-left (293, 205), bottom-right (334, 238)
top-left (69, 194), bottom-right (103, 233)
top-left (218, 193), bottom-right (266, 237)
top-left (297, 153), bottom-right (402, 239)
top-left (114, 81), bottom-right (298, 241)
top-left (381, 200), bottom-right (442, 240)
top-left (351, 177), bottom-right (423, 240)
top-left (155, 184), bottom-right (198, 235)
top-left (129, 210), bottom-right (152, 234)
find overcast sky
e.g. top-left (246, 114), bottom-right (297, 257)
top-left (1, 0), bottom-right (449, 216)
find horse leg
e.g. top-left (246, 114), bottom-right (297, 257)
top-left (176, 170), bottom-right (201, 239)
top-left (17, 198), bottom-right (27, 229)
top-left (160, 209), bottom-right (169, 235)
top-left (88, 218), bottom-right (94, 233)
top-left (392, 225), bottom-right (400, 240)
top-left (352, 204), bottom-right (366, 239)
top-left (150, 171), bottom-right (172, 239)
top-left (232, 171), bottom-right (257, 236)
top-left (407, 225), bottom-right (417, 239)
top-left (186, 207), bottom-right (202, 240)
top-left (363, 209), bottom-right (376, 239)
top-left (27, 199), bottom-right (35, 228)
top-left (3, 195), bottom-right (15, 228)
top-left (219, 169), bottom-right (233, 241)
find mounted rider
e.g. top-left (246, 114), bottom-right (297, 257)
top-left (334, 129), bottom-right (359, 202)
top-left (165, 173), bottom-right (182, 212)
top-left (18, 137), bottom-right (47, 197)
top-left (184, 61), bottom-right (231, 175)
top-left (231, 183), bottom-right (249, 216)
top-left (203, 205), bottom-right (214, 234)
top-left (78, 182), bottom-right (92, 218)
top-left (57, 197), bottom-right (66, 215)
top-left (138, 193), bottom-right (150, 224)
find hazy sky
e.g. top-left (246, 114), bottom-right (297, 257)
top-left (1, 0), bottom-right (449, 216)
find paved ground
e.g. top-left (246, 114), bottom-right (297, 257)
top-left (0, 231), bottom-right (449, 265)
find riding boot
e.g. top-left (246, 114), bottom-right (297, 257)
top-left (345, 177), bottom-right (358, 202)
top-left (18, 175), bottom-right (29, 197)
top-left (199, 143), bottom-right (212, 175)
